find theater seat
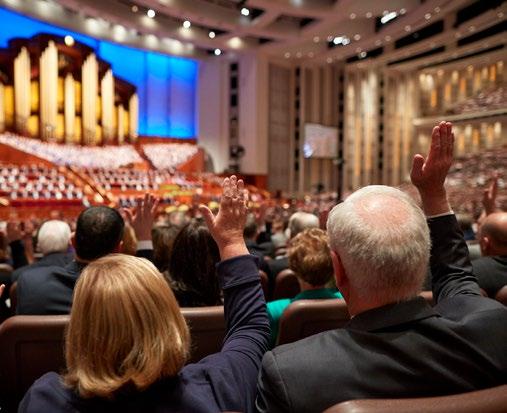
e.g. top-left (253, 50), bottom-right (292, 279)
top-left (9, 281), bottom-right (17, 313)
top-left (277, 299), bottom-right (349, 346)
top-left (273, 269), bottom-right (300, 300)
top-left (181, 306), bottom-right (226, 364)
top-left (322, 385), bottom-right (507, 413)
top-left (495, 285), bottom-right (507, 305)
top-left (259, 270), bottom-right (270, 300)
top-left (0, 315), bottom-right (69, 411)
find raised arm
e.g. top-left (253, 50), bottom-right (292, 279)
top-left (410, 121), bottom-right (480, 301)
top-left (200, 176), bottom-right (270, 412)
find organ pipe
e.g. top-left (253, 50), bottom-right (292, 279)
top-left (39, 41), bottom-right (58, 141)
top-left (82, 53), bottom-right (98, 145)
top-left (14, 47), bottom-right (31, 134)
top-left (101, 69), bottom-right (114, 143)
top-left (64, 73), bottom-right (75, 143)
top-left (118, 104), bottom-right (125, 144)
top-left (128, 93), bottom-right (138, 142)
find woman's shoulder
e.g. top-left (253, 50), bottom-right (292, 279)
top-left (19, 372), bottom-right (75, 412)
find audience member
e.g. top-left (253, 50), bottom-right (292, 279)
top-left (16, 195), bottom-right (157, 315)
top-left (167, 221), bottom-right (222, 307)
top-left (19, 176), bottom-right (269, 413)
top-left (267, 228), bottom-right (342, 347)
top-left (255, 122), bottom-right (507, 412)
top-left (473, 212), bottom-right (507, 297)
top-left (268, 211), bottom-right (320, 278)
top-left (151, 224), bottom-right (181, 272)
top-left (11, 220), bottom-right (73, 283)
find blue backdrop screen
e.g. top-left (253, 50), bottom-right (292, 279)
top-left (0, 7), bottom-right (198, 138)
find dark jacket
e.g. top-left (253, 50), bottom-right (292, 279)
top-left (473, 255), bottom-right (507, 297)
top-left (19, 255), bottom-right (269, 413)
top-left (256, 215), bottom-right (507, 413)
top-left (11, 252), bottom-right (74, 283)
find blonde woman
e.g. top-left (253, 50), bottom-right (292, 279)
top-left (19, 176), bottom-right (270, 413)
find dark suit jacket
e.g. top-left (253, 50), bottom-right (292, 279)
top-left (16, 249), bottom-right (154, 315)
top-left (11, 252), bottom-right (74, 283)
top-left (473, 255), bottom-right (507, 297)
top-left (256, 215), bottom-right (507, 413)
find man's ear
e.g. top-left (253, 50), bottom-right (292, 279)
top-left (331, 250), bottom-right (348, 299)
top-left (479, 235), bottom-right (490, 256)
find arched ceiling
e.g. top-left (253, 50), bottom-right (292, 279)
top-left (1, 0), bottom-right (505, 68)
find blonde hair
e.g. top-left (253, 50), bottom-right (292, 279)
top-left (288, 228), bottom-right (334, 286)
top-left (64, 254), bottom-right (190, 398)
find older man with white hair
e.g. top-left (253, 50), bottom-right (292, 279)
top-left (11, 220), bottom-right (73, 283)
top-left (255, 121), bottom-right (507, 413)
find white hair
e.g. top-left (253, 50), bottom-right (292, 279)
top-left (327, 185), bottom-right (430, 302)
top-left (37, 220), bottom-right (71, 255)
top-left (288, 212), bottom-right (320, 239)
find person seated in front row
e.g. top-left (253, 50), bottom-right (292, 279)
top-left (267, 228), bottom-right (342, 347)
top-left (19, 176), bottom-right (269, 413)
top-left (256, 122), bottom-right (507, 413)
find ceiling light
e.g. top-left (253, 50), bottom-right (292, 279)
top-left (327, 35), bottom-right (334, 42)
top-left (375, 39), bottom-right (382, 46)
top-left (208, 31), bottom-right (216, 38)
top-left (326, 57), bottom-right (332, 63)
top-left (399, 8), bottom-right (406, 15)
top-left (384, 35), bottom-right (391, 41)
top-left (342, 37), bottom-right (350, 45)
top-left (296, 51), bottom-right (302, 58)
top-left (147, 9), bottom-right (156, 18)
top-left (425, 13), bottom-right (431, 20)
top-left (240, 7), bottom-right (250, 16)
top-left (214, 48), bottom-right (221, 56)
top-left (284, 52), bottom-right (290, 58)
top-left (382, 10), bottom-right (388, 16)
top-left (381, 11), bottom-right (397, 24)
top-left (333, 36), bottom-right (344, 45)
top-left (64, 35), bottom-right (74, 46)
top-left (355, 47), bottom-right (362, 53)
top-left (359, 51), bottom-right (367, 58)
top-left (183, 20), bottom-right (191, 28)
top-left (313, 36), bottom-right (320, 43)
top-left (366, 12), bottom-right (372, 18)
top-left (469, 26), bottom-right (475, 32)
top-left (434, 7), bottom-right (440, 13)
top-left (353, 34), bottom-right (361, 41)
top-left (131, 5), bottom-right (138, 12)
top-left (405, 25), bottom-right (411, 32)
top-left (349, 13), bottom-right (356, 19)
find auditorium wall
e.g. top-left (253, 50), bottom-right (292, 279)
top-left (0, 7), bottom-right (197, 139)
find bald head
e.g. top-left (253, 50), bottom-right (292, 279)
top-left (480, 212), bottom-right (507, 256)
top-left (327, 185), bottom-right (430, 303)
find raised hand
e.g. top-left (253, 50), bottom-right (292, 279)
top-left (482, 172), bottom-right (499, 216)
top-left (199, 175), bottom-right (249, 260)
top-left (123, 193), bottom-right (159, 241)
top-left (410, 121), bottom-right (454, 215)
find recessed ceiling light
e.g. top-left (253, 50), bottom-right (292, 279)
top-left (384, 35), bottom-right (391, 41)
top-left (296, 51), bottom-right (302, 58)
top-left (349, 13), bottom-right (356, 19)
top-left (313, 36), bottom-right (320, 43)
top-left (326, 57), bottom-right (333, 63)
top-left (240, 7), bottom-right (250, 16)
top-left (333, 36), bottom-right (343, 45)
top-left (327, 35), bottom-right (334, 42)
top-left (342, 37), bottom-right (350, 45)
top-left (375, 39), bottom-right (382, 46)
top-left (359, 51), bottom-right (367, 58)
top-left (208, 31), bottom-right (216, 38)
top-left (425, 13), bottom-right (431, 20)
top-left (183, 20), bottom-right (191, 28)
top-left (131, 5), bottom-right (138, 12)
top-left (381, 11), bottom-right (397, 24)
top-left (366, 12), bottom-right (372, 18)
top-left (284, 52), bottom-right (290, 58)
top-left (64, 35), bottom-right (74, 46)
top-left (434, 7), bottom-right (440, 13)
top-left (405, 25), bottom-right (411, 32)
top-left (214, 48), bottom-right (221, 56)
top-left (400, 8), bottom-right (406, 15)
top-left (147, 9), bottom-right (156, 18)
top-left (353, 34), bottom-right (361, 41)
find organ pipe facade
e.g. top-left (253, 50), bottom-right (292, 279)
top-left (0, 34), bottom-right (138, 145)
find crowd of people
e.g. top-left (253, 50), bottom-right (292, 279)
top-left (142, 142), bottom-right (199, 170)
top-left (450, 86), bottom-right (507, 114)
top-left (0, 121), bottom-right (505, 412)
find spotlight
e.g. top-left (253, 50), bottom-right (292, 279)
top-left (241, 7), bottom-right (250, 16)
top-left (380, 11), bottom-right (397, 24)
top-left (209, 31), bottom-right (216, 39)
top-left (147, 9), bottom-right (155, 18)
top-left (131, 5), bottom-right (138, 12)
top-left (214, 48), bottom-right (221, 56)
top-left (359, 51), bottom-right (367, 58)
top-left (313, 36), bottom-right (320, 43)
top-left (183, 20), bottom-right (191, 28)
top-left (353, 34), bottom-right (361, 41)
top-left (64, 35), bottom-right (74, 46)
top-left (425, 13), bottom-right (431, 20)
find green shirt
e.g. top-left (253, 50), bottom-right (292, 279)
top-left (267, 288), bottom-right (343, 348)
